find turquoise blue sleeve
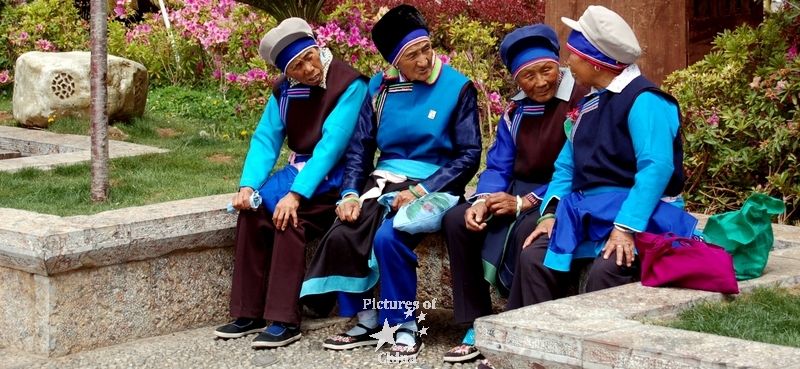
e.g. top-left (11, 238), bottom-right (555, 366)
top-left (239, 96), bottom-right (285, 190)
top-left (539, 141), bottom-right (574, 214)
top-left (614, 91), bottom-right (680, 231)
top-left (290, 78), bottom-right (369, 198)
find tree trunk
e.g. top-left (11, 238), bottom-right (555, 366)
top-left (90, 0), bottom-right (109, 203)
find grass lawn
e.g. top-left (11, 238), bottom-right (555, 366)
top-left (0, 88), bottom-right (285, 216)
top-left (662, 286), bottom-right (800, 348)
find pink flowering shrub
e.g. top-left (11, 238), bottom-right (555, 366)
top-left (323, 0), bottom-right (544, 29)
top-left (664, 7), bottom-right (800, 222)
top-left (315, 3), bottom-right (383, 75)
top-left (108, 0), bottom-right (277, 101)
top-left (0, 0), bottom-right (89, 71)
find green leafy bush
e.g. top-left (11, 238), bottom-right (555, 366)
top-left (437, 16), bottom-right (511, 142)
top-left (236, 0), bottom-right (327, 22)
top-left (664, 7), bottom-right (800, 223)
top-left (0, 0), bottom-right (89, 70)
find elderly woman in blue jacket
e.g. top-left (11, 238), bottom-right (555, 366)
top-left (512, 6), bottom-right (697, 308)
top-left (300, 5), bottom-right (481, 362)
top-left (214, 18), bottom-right (368, 348)
top-left (440, 24), bottom-right (587, 363)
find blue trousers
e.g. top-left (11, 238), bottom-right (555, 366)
top-left (338, 216), bottom-right (427, 325)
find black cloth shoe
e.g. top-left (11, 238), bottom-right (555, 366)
top-left (214, 318), bottom-right (267, 339)
top-left (444, 344), bottom-right (481, 362)
top-left (386, 328), bottom-right (424, 362)
top-left (251, 322), bottom-right (302, 348)
top-left (322, 324), bottom-right (381, 350)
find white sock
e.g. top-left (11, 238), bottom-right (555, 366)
top-left (345, 309), bottom-right (378, 336)
top-left (395, 320), bottom-right (418, 346)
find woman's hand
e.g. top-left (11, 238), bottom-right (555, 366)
top-left (336, 195), bottom-right (360, 223)
top-left (273, 192), bottom-right (301, 231)
top-left (465, 201), bottom-right (489, 232)
top-left (391, 185), bottom-right (424, 211)
top-left (523, 217), bottom-right (554, 248)
top-left (485, 193), bottom-right (517, 216)
top-left (602, 228), bottom-right (636, 267)
top-left (233, 187), bottom-right (256, 211)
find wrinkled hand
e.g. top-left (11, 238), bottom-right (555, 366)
top-left (391, 189), bottom-right (418, 211)
top-left (232, 187), bottom-right (256, 211)
top-left (465, 202), bottom-right (489, 232)
top-left (602, 228), bottom-right (636, 267)
top-left (485, 193), bottom-right (517, 216)
top-left (273, 192), bottom-right (301, 231)
top-left (336, 195), bottom-right (361, 223)
top-left (523, 217), bottom-right (554, 248)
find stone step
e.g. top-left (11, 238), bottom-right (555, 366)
top-left (0, 150), bottom-right (22, 160)
top-left (475, 246), bottom-right (800, 368)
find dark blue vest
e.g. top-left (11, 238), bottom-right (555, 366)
top-left (571, 76), bottom-right (685, 196)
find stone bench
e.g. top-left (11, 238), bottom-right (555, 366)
top-left (0, 194), bottom-right (476, 357)
top-left (474, 216), bottom-right (800, 368)
top-left (475, 244), bottom-right (800, 368)
top-left (4, 192), bottom-right (793, 358)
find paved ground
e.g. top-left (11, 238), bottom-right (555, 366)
top-left (0, 309), bottom-right (484, 369)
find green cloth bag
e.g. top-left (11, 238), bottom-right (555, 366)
top-left (702, 194), bottom-right (786, 281)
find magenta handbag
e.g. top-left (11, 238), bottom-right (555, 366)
top-left (635, 232), bottom-right (740, 294)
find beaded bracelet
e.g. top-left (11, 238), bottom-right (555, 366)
top-left (537, 213), bottom-right (555, 225)
top-left (408, 185), bottom-right (423, 199)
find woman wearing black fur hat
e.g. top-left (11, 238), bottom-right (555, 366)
top-left (300, 5), bottom-right (481, 362)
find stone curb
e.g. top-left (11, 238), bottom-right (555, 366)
top-left (0, 125), bottom-right (167, 173)
top-left (3, 192), bottom-right (797, 277)
top-left (475, 246), bottom-right (800, 369)
top-left (0, 194), bottom-right (235, 275)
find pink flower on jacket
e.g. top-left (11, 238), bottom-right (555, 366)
top-left (566, 107), bottom-right (580, 121)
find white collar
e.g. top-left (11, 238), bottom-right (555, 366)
top-left (289, 48), bottom-right (332, 89)
top-left (554, 68), bottom-right (575, 101)
top-left (511, 68), bottom-right (574, 103)
top-left (591, 64), bottom-right (641, 94)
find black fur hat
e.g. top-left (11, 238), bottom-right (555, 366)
top-left (371, 5), bottom-right (429, 63)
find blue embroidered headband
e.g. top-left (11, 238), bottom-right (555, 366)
top-left (389, 29), bottom-right (430, 65)
top-left (276, 37), bottom-right (318, 73)
top-left (510, 46), bottom-right (559, 80)
top-left (566, 30), bottom-right (627, 73)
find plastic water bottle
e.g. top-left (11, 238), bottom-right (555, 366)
top-left (226, 191), bottom-right (263, 214)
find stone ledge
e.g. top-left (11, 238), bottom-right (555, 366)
top-left (0, 194), bottom-right (463, 357)
top-left (0, 126), bottom-right (167, 173)
top-left (0, 194), bottom-right (234, 275)
top-left (475, 247), bottom-right (800, 369)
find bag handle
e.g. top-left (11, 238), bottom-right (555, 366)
top-left (635, 232), bottom-right (679, 253)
